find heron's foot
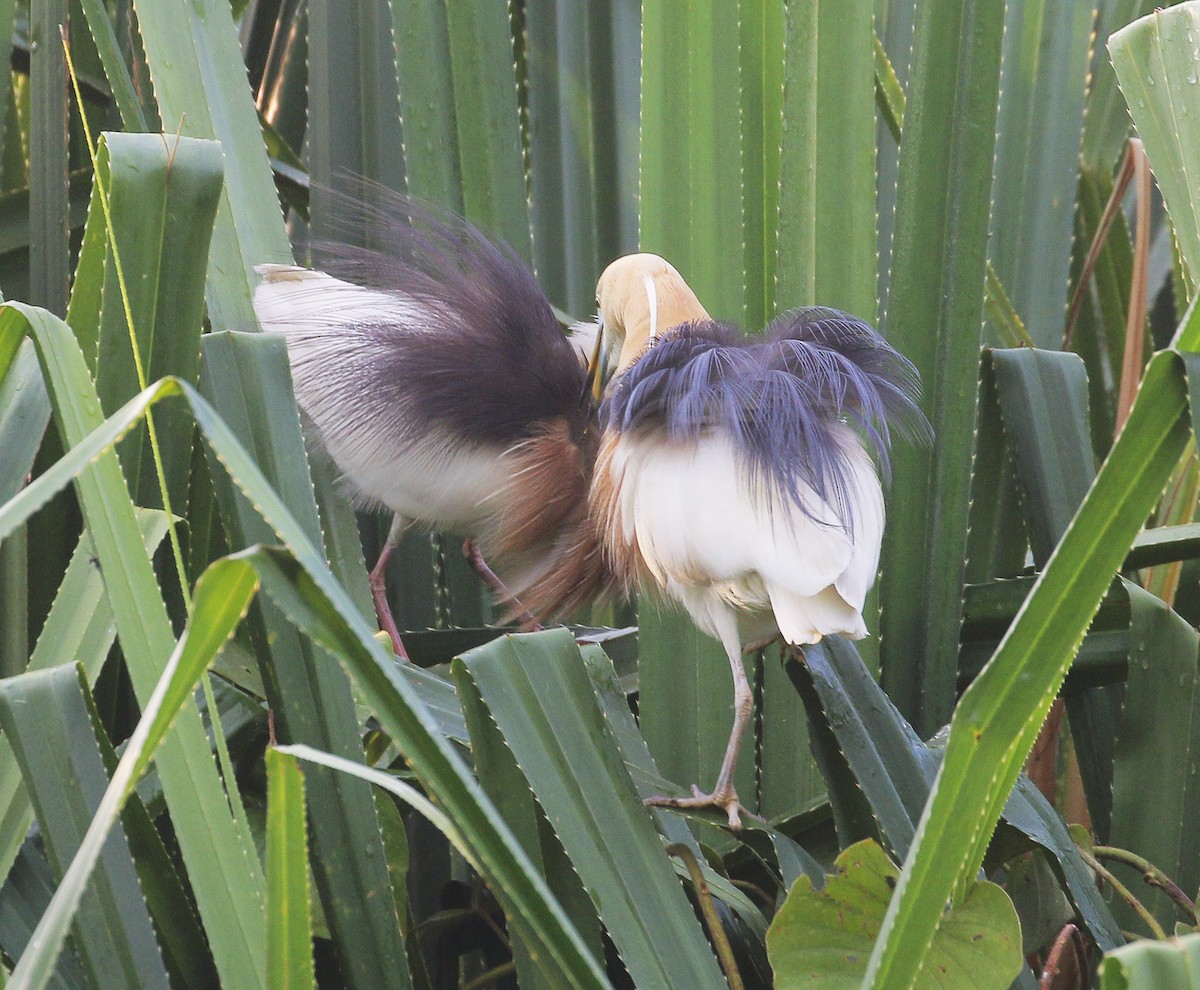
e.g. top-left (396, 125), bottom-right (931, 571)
top-left (645, 785), bottom-right (764, 832)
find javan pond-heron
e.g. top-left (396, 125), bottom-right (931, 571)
top-left (519, 254), bottom-right (930, 828)
top-left (253, 195), bottom-right (604, 658)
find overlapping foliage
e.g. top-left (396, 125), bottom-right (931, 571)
top-left (2, 1), bottom-right (1200, 988)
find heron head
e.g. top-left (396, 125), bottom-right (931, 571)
top-left (588, 253), bottom-right (709, 400)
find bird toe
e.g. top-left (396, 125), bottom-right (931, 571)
top-left (644, 787), bottom-right (761, 832)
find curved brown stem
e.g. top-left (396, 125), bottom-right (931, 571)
top-left (1093, 844), bottom-right (1199, 925)
top-left (668, 844), bottom-right (745, 990)
top-left (1076, 845), bottom-right (1167, 939)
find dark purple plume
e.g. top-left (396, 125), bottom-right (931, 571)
top-left (602, 307), bottom-right (931, 525)
top-left (306, 184), bottom-right (590, 449)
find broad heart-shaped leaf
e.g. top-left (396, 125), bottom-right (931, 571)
top-left (767, 839), bottom-right (1021, 990)
top-left (1100, 932), bottom-right (1200, 989)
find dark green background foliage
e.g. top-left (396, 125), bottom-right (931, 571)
top-left (1, 1), bottom-right (1200, 988)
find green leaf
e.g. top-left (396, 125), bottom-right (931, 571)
top-left (1000, 776), bottom-right (1124, 952)
top-left (0, 664), bottom-right (170, 990)
top-left (525, 0), bottom-right (614, 317)
top-left (1082, 0), bottom-right (1159, 173)
top-left (307, 0), bottom-right (405, 206)
top-left (89, 132), bottom-right (224, 509)
top-left (0, 338), bottom-right (48, 682)
top-left (454, 639), bottom-right (602, 990)
top-left (0, 840), bottom-right (90, 989)
top-left (132, 0), bottom-right (293, 329)
top-left (2, 555), bottom-right (259, 990)
top-left (965, 353), bottom-right (1028, 584)
top-left (988, 0), bottom-right (1092, 348)
top-left (89, 680), bottom-right (221, 990)
top-left (574, 642), bottom-right (704, 850)
top-left (0, 304), bottom-right (269, 989)
top-left (741, 0), bottom-right (785, 330)
top-left (789, 634), bottom-right (1122, 951)
top-left (786, 641), bottom-right (932, 860)
top-left (265, 749), bottom-right (315, 990)
top-left (0, 510), bottom-right (170, 894)
top-left (30, 0), bottom-right (70, 316)
top-left (864, 350), bottom-right (1199, 988)
top-left (990, 348), bottom-right (1095, 564)
top-left (1110, 583), bottom-right (1200, 930)
top-left (1110, 4), bottom-right (1200, 290)
top-left (1072, 164), bottom-right (1134, 451)
top-left (443, 0), bottom-right (531, 261)
top-left (1100, 932), bottom-right (1200, 989)
top-left (0, 341), bottom-right (48, 504)
top-left (768, 839), bottom-right (1021, 990)
top-left (640, 2), bottom-right (743, 321)
top-left (0, 356), bottom-right (608, 987)
top-left (877, 0), bottom-right (1007, 735)
top-left (77, 0), bottom-right (149, 130)
top-left (776, 0), bottom-right (875, 320)
top-left (198, 330), bottom-right (409, 989)
top-left (454, 629), bottom-right (728, 989)
top-left (995, 332), bottom-right (1122, 833)
top-left (390, 0), bottom-right (461, 210)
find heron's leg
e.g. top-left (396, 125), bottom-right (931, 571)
top-left (645, 627), bottom-right (761, 831)
top-left (462, 538), bottom-right (542, 630)
top-left (370, 514), bottom-right (410, 660)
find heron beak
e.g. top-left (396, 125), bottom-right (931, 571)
top-left (586, 312), bottom-right (612, 403)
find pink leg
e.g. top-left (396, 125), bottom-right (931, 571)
top-left (370, 515), bottom-right (410, 660)
top-left (462, 537), bottom-right (542, 630)
top-left (645, 626), bottom-right (767, 830)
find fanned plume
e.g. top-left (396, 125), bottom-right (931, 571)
top-left (602, 307), bottom-right (931, 527)
top-left (303, 183), bottom-right (590, 452)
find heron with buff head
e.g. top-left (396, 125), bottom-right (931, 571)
top-left (520, 254), bottom-right (930, 829)
top-left (252, 192), bottom-right (607, 658)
